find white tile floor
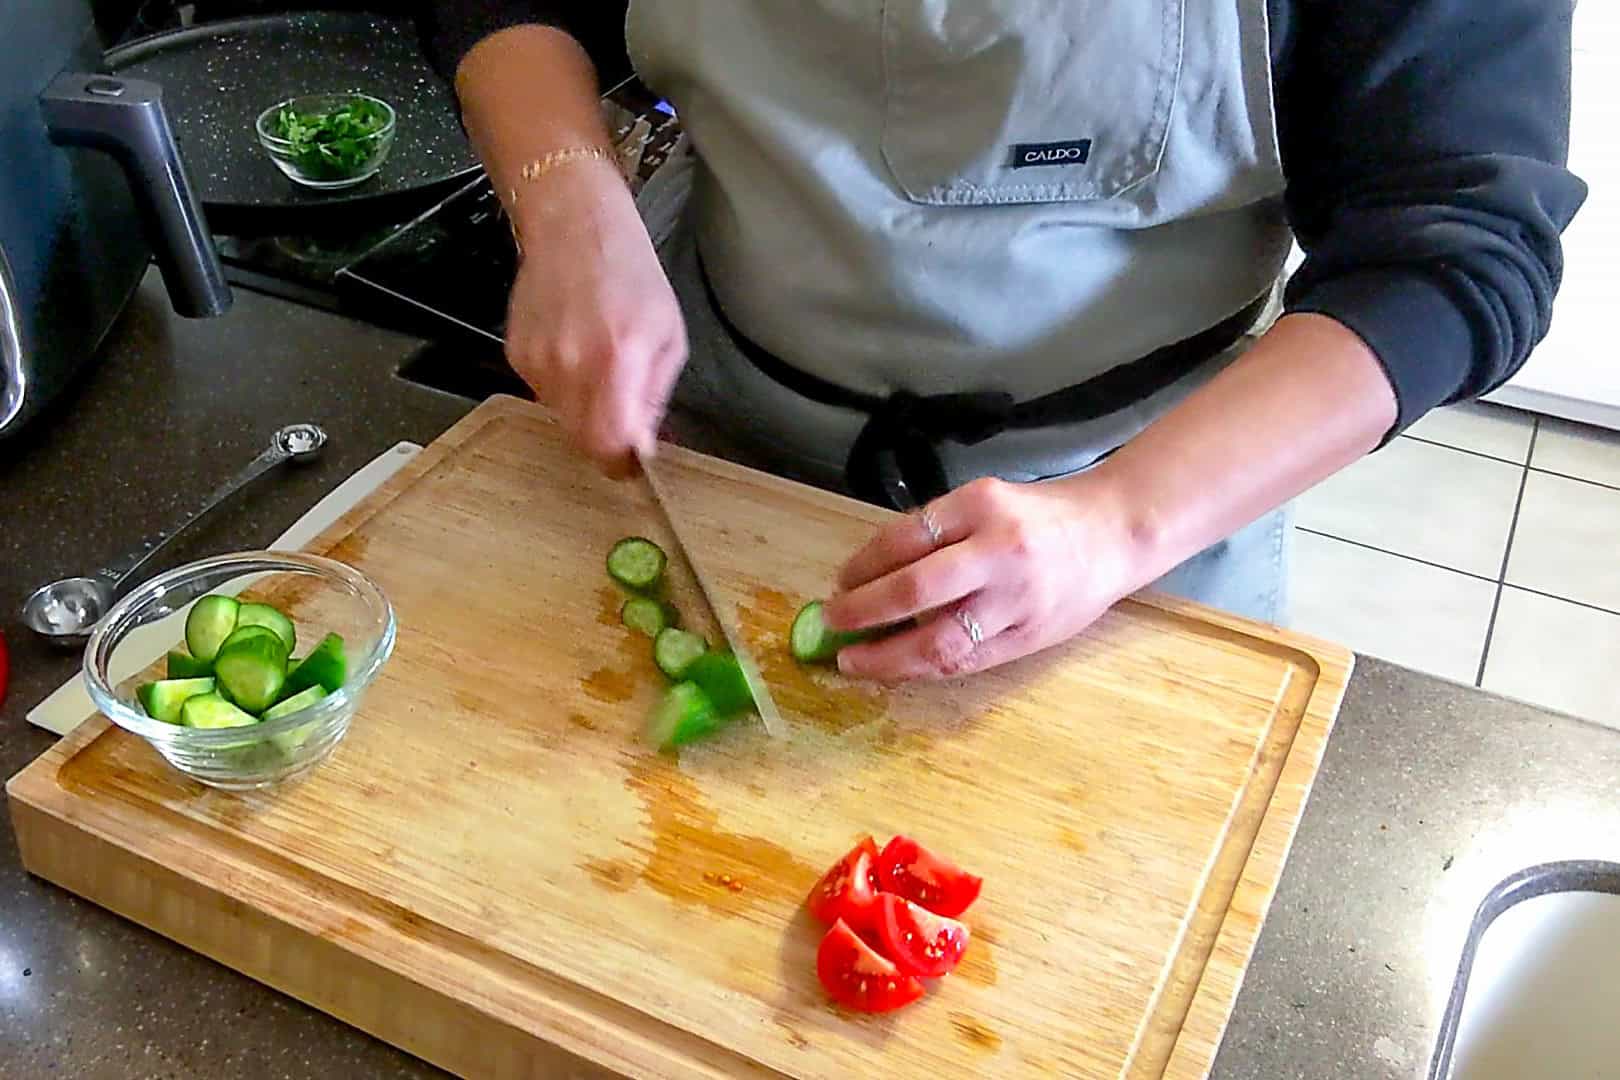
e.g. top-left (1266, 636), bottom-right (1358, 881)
top-left (1289, 401), bottom-right (1620, 729)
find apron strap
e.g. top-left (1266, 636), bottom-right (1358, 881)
top-left (698, 259), bottom-right (1266, 508)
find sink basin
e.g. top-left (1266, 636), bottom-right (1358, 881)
top-left (1430, 861), bottom-right (1620, 1079)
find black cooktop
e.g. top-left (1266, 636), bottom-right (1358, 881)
top-left (219, 78), bottom-right (681, 400)
top-left (113, 2), bottom-right (677, 402)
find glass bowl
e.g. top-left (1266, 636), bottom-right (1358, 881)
top-left (254, 92), bottom-right (397, 190)
top-left (83, 552), bottom-right (395, 791)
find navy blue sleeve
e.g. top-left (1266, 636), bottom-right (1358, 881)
top-left (1270, 0), bottom-right (1588, 436)
top-left (415, 1), bottom-right (629, 86)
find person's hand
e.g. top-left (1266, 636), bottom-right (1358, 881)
top-left (504, 158), bottom-right (688, 477)
top-left (821, 475), bottom-right (1152, 680)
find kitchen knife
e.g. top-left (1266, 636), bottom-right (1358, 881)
top-left (637, 451), bottom-right (785, 738)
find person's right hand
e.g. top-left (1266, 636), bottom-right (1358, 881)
top-left (504, 157), bottom-right (688, 478)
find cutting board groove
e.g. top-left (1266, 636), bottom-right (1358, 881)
top-left (9, 396), bottom-right (1351, 1079)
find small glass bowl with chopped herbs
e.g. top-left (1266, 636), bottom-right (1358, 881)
top-left (84, 552), bottom-right (396, 791)
top-left (255, 92), bottom-right (397, 190)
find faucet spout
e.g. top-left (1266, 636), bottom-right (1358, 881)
top-left (40, 72), bottom-right (230, 318)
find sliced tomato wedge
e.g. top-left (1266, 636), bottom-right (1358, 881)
top-left (875, 893), bottom-right (970, 977)
top-left (876, 835), bottom-right (982, 918)
top-left (808, 836), bottom-right (882, 928)
top-left (816, 918), bottom-right (925, 1013)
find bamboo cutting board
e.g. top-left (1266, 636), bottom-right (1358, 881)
top-left (8, 396), bottom-right (1351, 1079)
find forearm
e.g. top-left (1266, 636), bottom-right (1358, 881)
top-left (1080, 313), bottom-right (1396, 584)
top-left (453, 25), bottom-right (619, 228)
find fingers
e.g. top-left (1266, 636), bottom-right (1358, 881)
top-left (836, 492), bottom-right (974, 592)
top-left (501, 205), bottom-right (687, 477)
top-left (823, 539), bottom-right (989, 633)
top-left (508, 315), bottom-right (683, 478)
top-left (837, 594), bottom-right (1023, 681)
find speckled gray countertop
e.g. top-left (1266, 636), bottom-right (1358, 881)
top-left (2, 271), bottom-right (1618, 1079)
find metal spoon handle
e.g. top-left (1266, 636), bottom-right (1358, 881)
top-left (99, 441), bottom-right (293, 591)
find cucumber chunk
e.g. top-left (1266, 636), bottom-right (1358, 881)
top-left (284, 633), bottom-right (347, 696)
top-left (218, 624), bottom-right (282, 653)
top-left (646, 681), bottom-right (726, 749)
top-left (684, 652), bottom-right (755, 715)
top-left (213, 632), bottom-right (290, 714)
top-left (653, 627), bottom-right (708, 680)
top-left (235, 602), bottom-right (296, 653)
top-left (180, 691), bottom-right (259, 729)
top-left (622, 596), bottom-right (675, 638)
top-left (789, 600), bottom-right (874, 664)
top-left (261, 685), bottom-right (326, 756)
top-left (166, 649), bottom-right (213, 679)
top-left (185, 595), bottom-right (241, 662)
top-left (261, 685), bottom-right (326, 721)
top-left (607, 537), bottom-right (666, 591)
top-left (136, 677), bottom-right (216, 724)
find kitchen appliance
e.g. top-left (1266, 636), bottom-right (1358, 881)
top-left (0, 0), bottom-right (230, 439)
top-left (9, 395), bottom-right (1352, 1078)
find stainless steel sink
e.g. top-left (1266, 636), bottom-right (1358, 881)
top-left (1429, 861), bottom-right (1620, 1079)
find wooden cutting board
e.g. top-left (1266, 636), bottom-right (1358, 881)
top-left (8, 396), bottom-right (1351, 1079)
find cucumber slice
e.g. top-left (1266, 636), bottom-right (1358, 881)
top-left (213, 632), bottom-right (290, 714)
top-left (284, 633), bottom-right (347, 696)
top-left (646, 681), bottom-right (725, 749)
top-left (185, 595), bottom-right (240, 662)
top-left (136, 677), bottom-right (216, 724)
top-left (607, 537), bottom-right (666, 591)
top-left (684, 652), bottom-right (755, 715)
top-left (166, 649), bottom-right (213, 679)
top-left (180, 691), bottom-right (259, 729)
top-left (261, 685), bottom-right (326, 756)
top-left (621, 596), bottom-right (675, 638)
top-left (789, 600), bottom-right (874, 664)
top-left (235, 602), bottom-right (296, 653)
top-left (653, 627), bottom-right (707, 680)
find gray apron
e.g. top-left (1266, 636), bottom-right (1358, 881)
top-left (632, 1), bottom-right (1294, 624)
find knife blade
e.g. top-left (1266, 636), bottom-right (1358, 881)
top-left (637, 451), bottom-right (785, 739)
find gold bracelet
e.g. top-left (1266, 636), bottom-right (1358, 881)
top-left (504, 145), bottom-right (623, 257)
top-left (507, 145), bottom-right (619, 206)
top-left (520, 145), bottom-right (617, 182)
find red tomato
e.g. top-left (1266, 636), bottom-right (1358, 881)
top-left (816, 918), bottom-right (924, 1013)
top-left (875, 893), bottom-right (970, 977)
top-left (808, 836), bottom-right (881, 928)
top-left (876, 835), bottom-right (982, 918)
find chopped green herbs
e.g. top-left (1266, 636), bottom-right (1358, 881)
top-left (269, 98), bottom-right (391, 181)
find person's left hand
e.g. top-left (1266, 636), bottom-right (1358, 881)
top-left (821, 475), bottom-right (1151, 681)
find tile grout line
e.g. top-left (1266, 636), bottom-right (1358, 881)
top-left (1528, 464), bottom-right (1620, 494)
top-left (1401, 433), bottom-right (1534, 467)
top-left (1475, 419), bottom-right (1540, 687)
top-left (1509, 584), bottom-right (1620, 621)
top-left (1293, 528), bottom-right (1500, 584)
top-left (1296, 526), bottom-right (1620, 620)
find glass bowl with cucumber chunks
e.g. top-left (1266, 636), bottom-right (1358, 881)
top-left (83, 552), bottom-right (395, 791)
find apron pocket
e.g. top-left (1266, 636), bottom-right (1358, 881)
top-left (879, 0), bottom-right (1185, 207)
